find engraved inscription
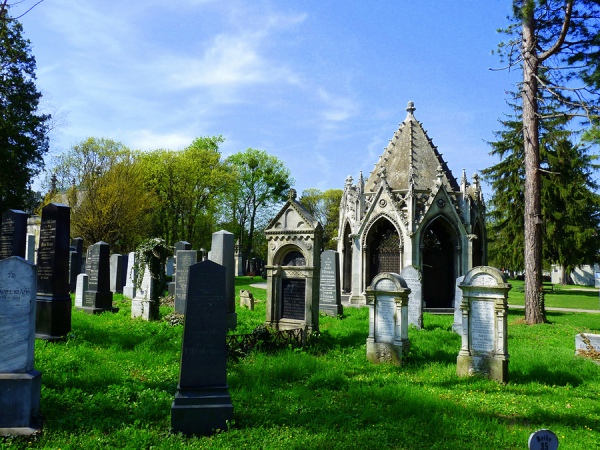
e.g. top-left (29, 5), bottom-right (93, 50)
top-left (375, 296), bottom-right (395, 344)
top-left (470, 300), bottom-right (495, 353)
top-left (281, 278), bottom-right (305, 320)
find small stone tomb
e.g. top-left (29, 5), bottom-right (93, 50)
top-left (174, 249), bottom-right (197, 315)
top-left (171, 260), bottom-right (233, 436)
top-left (399, 265), bottom-right (422, 328)
top-left (365, 272), bottom-right (410, 365)
top-left (131, 264), bottom-right (154, 320)
top-left (0, 209), bottom-right (28, 260)
top-left (81, 241), bottom-right (115, 314)
top-left (209, 230), bottom-right (236, 329)
top-left (575, 333), bottom-right (600, 360)
top-left (35, 203), bottom-right (71, 340)
top-left (319, 250), bottom-right (343, 316)
top-left (457, 266), bottom-right (511, 383)
top-left (240, 289), bottom-right (254, 310)
top-left (123, 251), bottom-right (136, 299)
top-left (75, 273), bottom-right (88, 308)
top-left (0, 257), bottom-right (41, 434)
top-left (528, 429), bottom-right (559, 450)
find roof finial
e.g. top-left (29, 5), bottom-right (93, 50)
top-left (406, 101), bottom-right (416, 119)
top-left (288, 188), bottom-right (297, 200)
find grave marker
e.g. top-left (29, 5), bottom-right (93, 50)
top-left (74, 273), bottom-right (88, 308)
top-left (0, 209), bottom-right (27, 259)
top-left (171, 260), bottom-right (233, 436)
top-left (109, 253), bottom-right (125, 294)
top-left (123, 251), bottom-right (137, 299)
top-left (209, 230), bottom-right (236, 329)
top-left (131, 264), bottom-right (153, 320)
top-left (174, 249), bottom-right (197, 314)
top-left (400, 265), bottom-right (422, 328)
top-left (319, 250), bottom-right (343, 316)
top-left (68, 237), bottom-right (83, 293)
top-left (25, 233), bottom-right (36, 264)
top-left (81, 241), bottom-right (115, 314)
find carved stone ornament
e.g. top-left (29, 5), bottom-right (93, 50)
top-left (379, 199), bottom-right (387, 208)
top-left (436, 198), bottom-right (446, 208)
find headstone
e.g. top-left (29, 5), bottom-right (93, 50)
top-left (365, 272), bottom-right (410, 365)
top-left (109, 254), bottom-right (125, 294)
top-left (166, 256), bottom-right (174, 277)
top-left (123, 251), bottom-right (136, 298)
top-left (399, 265), bottom-right (423, 328)
top-left (452, 275), bottom-right (465, 333)
top-left (75, 273), bottom-right (88, 308)
top-left (528, 429), bottom-right (559, 450)
top-left (171, 260), bottom-right (233, 436)
top-left (457, 266), bottom-right (511, 383)
top-left (240, 290), bottom-right (254, 310)
top-left (68, 237), bottom-right (83, 293)
top-left (319, 250), bottom-right (343, 316)
top-left (235, 239), bottom-right (244, 276)
top-left (0, 257), bottom-right (41, 434)
top-left (174, 249), bottom-right (198, 314)
top-left (81, 241), bottom-right (115, 314)
top-left (0, 209), bottom-right (28, 260)
top-left (35, 203), bottom-right (71, 340)
top-left (131, 264), bottom-right (153, 320)
top-left (25, 233), bottom-right (36, 264)
top-left (209, 230), bottom-right (237, 330)
top-left (575, 333), bottom-right (600, 355)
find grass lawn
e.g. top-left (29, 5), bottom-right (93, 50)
top-left (507, 279), bottom-right (600, 310)
top-left (2, 276), bottom-right (599, 449)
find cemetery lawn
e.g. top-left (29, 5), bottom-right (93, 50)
top-left (1, 277), bottom-right (599, 449)
top-left (508, 279), bottom-right (600, 310)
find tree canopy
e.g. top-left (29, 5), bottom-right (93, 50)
top-left (300, 188), bottom-right (343, 251)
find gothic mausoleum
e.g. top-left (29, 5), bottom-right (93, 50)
top-left (337, 102), bottom-right (487, 307)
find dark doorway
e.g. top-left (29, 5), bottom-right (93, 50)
top-left (422, 219), bottom-right (456, 308)
top-left (367, 219), bottom-right (401, 285)
top-left (342, 223), bottom-right (352, 293)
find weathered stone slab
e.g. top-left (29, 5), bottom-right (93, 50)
top-left (400, 265), bottom-right (422, 328)
top-left (452, 275), bottom-right (465, 333)
top-left (25, 233), bottom-right (36, 264)
top-left (109, 254), bottom-right (125, 294)
top-left (75, 273), bottom-right (88, 308)
top-left (209, 230), bottom-right (236, 329)
top-left (171, 260), bottom-right (233, 436)
top-left (174, 250), bottom-right (197, 315)
top-left (123, 252), bottom-right (136, 299)
top-left (575, 333), bottom-right (600, 355)
top-left (240, 289), bottom-right (254, 310)
top-left (319, 250), bottom-right (343, 316)
top-left (131, 265), bottom-right (153, 320)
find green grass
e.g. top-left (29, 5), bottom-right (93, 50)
top-left (2, 278), bottom-right (600, 449)
top-left (507, 279), bottom-right (600, 310)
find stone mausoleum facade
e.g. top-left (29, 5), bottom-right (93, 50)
top-left (337, 102), bottom-right (487, 307)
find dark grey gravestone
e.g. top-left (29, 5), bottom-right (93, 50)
top-left (209, 230), bottom-right (236, 329)
top-left (81, 241), bottom-right (115, 314)
top-left (174, 250), bottom-right (198, 315)
top-left (35, 203), bottom-right (71, 340)
top-left (0, 257), bottom-right (41, 434)
top-left (68, 237), bottom-right (83, 292)
top-left (0, 210), bottom-right (28, 260)
top-left (281, 278), bottom-right (306, 320)
top-left (400, 265), bottom-right (423, 328)
top-left (171, 260), bottom-right (233, 436)
top-left (319, 250), bottom-right (343, 316)
top-left (109, 253), bottom-right (125, 294)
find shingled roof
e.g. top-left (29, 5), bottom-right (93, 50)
top-left (364, 102), bottom-right (459, 193)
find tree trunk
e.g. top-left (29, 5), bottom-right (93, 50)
top-left (522, 16), bottom-right (546, 324)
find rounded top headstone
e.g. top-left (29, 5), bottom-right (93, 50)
top-left (528, 429), bottom-right (558, 450)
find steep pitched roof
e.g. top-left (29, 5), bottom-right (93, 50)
top-left (364, 102), bottom-right (459, 193)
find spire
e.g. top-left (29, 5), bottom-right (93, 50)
top-left (405, 101), bottom-right (416, 121)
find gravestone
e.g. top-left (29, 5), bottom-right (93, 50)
top-left (131, 264), bottom-right (153, 320)
top-left (235, 239), bottom-right (244, 276)
top-left (123, 252), bottom-right (137, 299)
top-left (81, 241), bottom-right (115, 314)
top-left (209, 230), bottom-right (236, 329)
top-left (0, 257), bottom-right (41, 434)
top-left (319, 250), bottom-right (343, 316)
top-left (166, 256), bottom-right (174, 277)
top-left (25, 233), bottom-right (36, 264)
top-left (0, 209), bottom-right (28, 259)
top-left (170, 241), bottom-right (191, 296)
top-left (174, 249), bottom-right (198, 315)
top-left (35, 203), bottom-right (71, 340)
top-left (365, 272), bottom-right (410, 365)
top-left (68, 237), bottom-right (84, 293)
top-left (399, 265), bottom-right (422, 328)
top-left (575, 333), bottom-right (600, 356)
top-left (528, 429), bottom-right (559, 450)
top-left (452, 275), bottom-right (465, 333)
top-left (74, 273), bottom-right (88, 308)
top-left (109, 254), bottom-right (125, 294)
top-left (171, 260), bottom-right (233, 436)
top-left (240, 290), bottom-right (254, 310)
top-left (457, 266), bottom-right (511, 383)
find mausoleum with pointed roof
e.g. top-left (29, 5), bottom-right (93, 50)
top-left (337, 102), bottom-right (487, 306)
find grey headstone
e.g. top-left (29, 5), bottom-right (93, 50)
top-left (82, 242), bottom-right (114, 313)
top-left (209, 230), bottom-right (236, 329)
top-left (0, 210), bottom-right (28, 260)
top-left (166, 256), bottom-right (174, 277)
top-left (69, 237), bottom-right (84, 292)
top-left (319, 250), bottom-right (343, 316)
top-left (75, 273), bottom-right (88, 308)
top-left (171, 260), bottom-right (233, 436)
top-left (240, 290), bottom-right (254, 310)
top-left (174, 250), bottom-right (198, 314)
top-left (400, 265), bottom-right (422, 328)
top-left (25, 233), bottom-right (36, 264)
top-left (109, 254), bottom-right (125, 293)
top-left (575, 333), bottom-right (600, 354)
top-left (123, 252), bottom-right (136, 299)
top-left (453, 275), bottom-right (465, 333)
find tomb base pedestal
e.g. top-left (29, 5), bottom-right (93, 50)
top-left (171, 386), bottom-right (233, 437)
top-left (366, 339), bottom-right (409, 366)
top-left (457, 355), bottom-right (509, 383)
top-left (131, 299), bottom-right (158, 321)
top-left (320, 303), bottom-right (344, 317)
top-left (0, 370), bottom-right (41, 434)
top-left (35, 294), bottom-right (72, 340)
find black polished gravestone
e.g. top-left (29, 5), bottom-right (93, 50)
top-left (281, 278), bottom-right (305, 320)
top-left (81, 241), bottom-right (115, 314)
top-left (0, 209), bottom-right (28, 260)
top-left (68, 237), bottom-right (84, 293)
top-left (319, 250), bottom-right (343, 317)
top-left (35, 203), bottom-right (71, 340)
top-left (174, 250), bottom-right (197, 315)
top-left (171, 260), bottom-right (233, 437)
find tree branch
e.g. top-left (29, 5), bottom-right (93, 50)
top-left (539, 0), bottom-right (573, 62)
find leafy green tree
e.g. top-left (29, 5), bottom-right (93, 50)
top-left (300, 188), bottom-right (342, 250)
top-left (0, 7), bottom-right (50, 212)
top-left (138, 136), bottom-right (234, 249)
top-left (496, 0), bottom-right (600, 324)
top-left (224, 148), bottom-right (293, 259)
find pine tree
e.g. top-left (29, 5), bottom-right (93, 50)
top-left (0, 7), bottom-right (50, 211)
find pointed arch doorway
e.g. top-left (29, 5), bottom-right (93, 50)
top-left (366, 218), bottom-right (401, 285)
top-left (422, 218), bottom-right (457, 309)
top-left (342, 223), bottom-right (352, 293)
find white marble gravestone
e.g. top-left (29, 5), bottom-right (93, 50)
top-left (131, 265), bottom-right (153, 320)
top-left (400, 265), bottom-right (422, 328)
top-left (457, 266), bottom-right (511, 383)
top-left (452, 275), bottom-right (465, 333)
top-left (0, 257), bottom-right (41, 434)
top-left (122, 252), bottom-right (136, 299)
top-left (365, 272), bottom-right (410, 365)
top-left (74, 273), bottom-right (88, 308)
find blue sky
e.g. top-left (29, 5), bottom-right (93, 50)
top-left (17, 0), bottom-right (520, 196)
